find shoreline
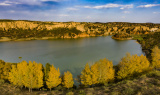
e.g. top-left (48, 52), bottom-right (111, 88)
top-left (0, 35), bottom-right (109, 42)
top-left (111, 36), bottom-right (133, 40)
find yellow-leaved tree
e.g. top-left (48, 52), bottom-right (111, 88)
top-left (8, 62), bottom-right (24, 88)
top-left (63, 71), bottom-right (74, 89)
top-left (2, 62), bottom-right (12, 80)
top-left (46, 65), bottom-right (61, 91)
top-left (22, 61), bottom-right (43, 92)
top-left (151, 46), bottom-right (160, 69)
top-left (80, 63), bottom-right (92, 86)
top-left (8, 65), bottom-right (18, 85)
top-left (117, 53), bottom-right (150, 79)
top-left (90, 63), bottom-right (99, 85)
top-left (95, 58), bottom-right (115, 84)
top-left (0, 60), bottom-right (5, 79)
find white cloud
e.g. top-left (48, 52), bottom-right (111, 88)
top-left (58, 14), bottom-right (69, 17)
top-left (9, 10), bottom-right (15, 13)
top-left (0, 0), bottom-right (65, 6)
top-left (153, 12), bottom-right (160, 14)
top-left (137, 4), bottom-right (160, 8)
top-left (83, 4), bottom-right (133, 10)
top-left (0, 1), bottom-right (20, 6)
top-left (67, 8), bottom-right (79, 11)
top-left (122, 16), bottom-right (126, 18)
top-left (41, 0), bottom-right (59, 2)
top-left (0, 2), bottom-right (11, 6)
top-left (85, 16), bottom-right (91, 19)
top-left (123, 11), bottom-right (130, 14)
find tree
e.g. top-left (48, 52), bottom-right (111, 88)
top-left (8, 65), bottom-right (18, 86)
top-left (46, 65), bottom-right (61, 91)
top-left (8, 62), bottom-right (24, 88)
top-left (95, 58), bottom-right (115, 84)
top-left (90, 63), bottom-right (99, 85)
top-left (0, 60), bottom-right (5, 79)
top-left (151, 46), bottom-right (160, 69)
top-left (22, 61), bottom-right (43, 92)
top-left (2, 62), bottom-right (12, 80)
top-left (81, 59), bottom-right (115, 86)
top-left (44, 63), bottom-right (51, 82)
top-left (117, 53), bottom-right (150, 79)
top-left (80, 63), bottom-right (92, 86)
top-left (63, 71), bottom-right (74, 89)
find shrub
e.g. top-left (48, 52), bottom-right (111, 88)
top-left (117, 53), bottom-right (150, 79)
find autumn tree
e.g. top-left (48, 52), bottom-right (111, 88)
top-left (46, 65), bottom-right (61, 91)
top-left (63, 71), bottom-right (74, 89)
top-left (0, 60), bottom-right (5, 79)
top-left (2, 63), bottom-right (12, 80)
top-left (9, 61), bottom-right (43, 92)
top-left (90, 63), bottom-right (99, 85)
top-left (0, 60), bottom-right (12, 80)
top-left (23, 61), bottom-right (43, 92)
top-left (80, 63), bottom-right (92, 86)
top-left (81, 59), bottom-right (115, 86)
top-left (44, 63), bottom-right (51, 82)
top-left (151, 46), bottom-right (160, 69)
top-left (8, 62), bottom-right (24, 88)
top-left (117, 53), bottom-right (150, 79)
top-left (93, 58), bottom-right (115, 84)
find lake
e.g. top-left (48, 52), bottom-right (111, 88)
top-left (0, 36), bottom-right (143, 84)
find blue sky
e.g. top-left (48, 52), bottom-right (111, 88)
top-left (0, 0), bottom-right (160, 23)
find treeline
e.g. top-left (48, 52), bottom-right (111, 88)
top-left (112, 33), bottom-right (132, 40)
top-left (0, 27), bottom-right (82, 39)
top-left (0, 46), bottom-right (160, 92)
top-left (138, 32), bottom-right (160, 60)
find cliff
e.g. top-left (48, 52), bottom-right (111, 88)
top-left (0, 20), bottom-right (160, 41)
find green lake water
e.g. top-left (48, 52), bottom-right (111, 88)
top-left (0, 36), bottom-right (143, 85)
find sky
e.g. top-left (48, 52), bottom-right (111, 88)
top-left (0, 0), bottom-right (160, 23)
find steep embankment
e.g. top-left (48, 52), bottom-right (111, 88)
top-left (0, 20), bottom-right (160, 41)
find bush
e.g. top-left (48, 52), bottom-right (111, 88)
top-left (117, 53), bottom-right (150, 79)
top-left (122, 87), bottom-right (134, 95)
top-left (0, 79), bottom-right (5, 84)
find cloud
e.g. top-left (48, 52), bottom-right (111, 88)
top-left (0, 0), bottom-right (65, 6)
top-left (82, 4), bottom-right (133, 10)
top-left (0, 2), bottom-right (10, 6)
top-left (137, 4), bottom-right (160, 8)
top-left (85, 16), bottom-right (91, 19)
top-left (41, 0), bottom-right (59, 1)
top-left (123, 11), bottom-right (130, 14)
top-left (8, 10), bottom-right (15, 13)
top-left (67, 8), bottom-right (79, 11)
top-left (58, 14), bottom-right (69, 17)
top-left (0, 1), bottom-right (20, 6)
top-left (122, 16), bottom-right (126, 18)
top-left (153, 12), bottom-right (160, 14)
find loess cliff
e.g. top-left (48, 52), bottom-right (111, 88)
top-left (0, 20), bottom-right (160, 41)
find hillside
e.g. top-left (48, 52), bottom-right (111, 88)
top-left (0, 20), bottom-right (160, 41)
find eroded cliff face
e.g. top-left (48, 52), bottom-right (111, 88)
top-left (0, 20), bottom-right (159, 41)
top-left (0, 21), bottom-right (86, 32)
